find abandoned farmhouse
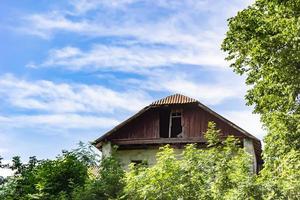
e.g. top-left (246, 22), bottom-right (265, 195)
top-left (93, 94), bottom-right (262, 173)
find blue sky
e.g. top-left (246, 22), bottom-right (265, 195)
top-left (0, 0), bottom-right (263, 176)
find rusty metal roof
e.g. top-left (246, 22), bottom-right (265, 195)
top-left (150, 93), bottom-right (199, 106)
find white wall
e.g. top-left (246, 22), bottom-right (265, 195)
top-left (101, 141), bottom-right (258, 173)
top-left (243, 138), bottom-right (257, 173)
top-left (115, 148), bottom-right (183, 170)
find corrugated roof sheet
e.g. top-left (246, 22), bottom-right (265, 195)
top-left (151, 93), bottom-right (199, 105)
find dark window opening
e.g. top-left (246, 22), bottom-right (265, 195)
top-left (159, 109), bottom-right (170, 138)
top-left (159, 109), bottom-right (183, 138)
top-left (170, 112), bottom-right (182, 138)
top-left (131, 160), bottom-right (148, 167)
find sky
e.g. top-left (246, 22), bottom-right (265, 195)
top-left (0, 0), bottom-right (263, 176)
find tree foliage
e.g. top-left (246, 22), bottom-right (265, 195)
top-left (72, 156), bottom-right (124, 200)
top-left (222, 0), bottom-right (300, 198)
top-left (0, 143), bottom-right (101, 200)
top-left (123, 122), bottom-right (260, 200)
top-left (1, 123), bottom-right (262, 200)
top-left (2, 1), bottom-right (300, 197)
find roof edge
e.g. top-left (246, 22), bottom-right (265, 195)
top-left (92, 106), bottom-right (151, 145)
top-left (196, 102), bottom-right (261, 142)
top-left (93, 102), bottom-right (261, 148)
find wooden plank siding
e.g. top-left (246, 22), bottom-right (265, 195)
top-left (108, 109), bottom-right (159, 140)
top-left (107, 105), bottom-right (248, 141)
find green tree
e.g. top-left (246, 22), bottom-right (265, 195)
top-left (222, 0), bottom-right (300, 198)
top-left (72, 156), bottom-right (125, 200)
top-left (0, 156), bottom-right (41, 200)
top-left (0, 143), bottom-right (97, 200)
top-left (123, 122), bottom-right (260, 200)
top-left (0, 156), bottom-right (6, 185)
top-left (34, 152), bottom-right (88, 200)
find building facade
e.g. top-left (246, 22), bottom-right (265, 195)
top-left (93, 94), bottom-right (263, 173)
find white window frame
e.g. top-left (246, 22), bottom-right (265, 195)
top-left (168, 109), bottom-right (183, 138)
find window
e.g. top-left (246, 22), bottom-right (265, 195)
top-left (159, 109), bottom-right (183, 138)
top-left (170, 111), bottom-right (183, 138)
top-left (131, 160), bottom-right (148, 167)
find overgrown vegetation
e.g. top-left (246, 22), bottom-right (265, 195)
top-left (0, 120), bottom-right (299, 199)
top-left (0, 122), bottom-right (259, 200)
top-left (123, 122), bottom-right (260, 200)
top-left (1, 0), bottom-right (300, 199)
top-left (222, 0), bottom-right (300, 198)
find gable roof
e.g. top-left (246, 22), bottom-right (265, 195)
top-left (93, 94), bottom-right (260, 145)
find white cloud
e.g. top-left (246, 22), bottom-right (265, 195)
top-left (19, 0), bottom-right (254, 71)
top-left (0, 0), bottom-right (262, 161)
top-left (36, 44), bottom-right (227, 71)
top-left (21, 12), bottom-right (92, 39)
top-left (0, 74), bottom-right (151, 113)
top-left (125, 69), bottom-right (247, 105)
top-left (0, 74), bottom-right (153, 141)
top-left (21, 0), bottom-right (253, 41)
top-left (0, 114), bottom-right (118, 130)
top-left (69, 0), bottom-right (137, 14)
top-left (152, 78), bottom-right (245, 105)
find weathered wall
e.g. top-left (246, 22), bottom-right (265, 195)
top-left (115, 149), bottom-right (183, 170)
top-left (243, 138), bottom-right (257, 173)
top-left (182, 107), bottom-right (245, 138)
top-left (113, 145), bottom-right (258, 173)
top-left (107, 105), bottom-right (247, 140)
top-left (102, 142), bottom-right (112, 158)
top-left (109, 109), bottom-right (159, 140)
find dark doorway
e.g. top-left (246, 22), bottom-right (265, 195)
top-left (170, 112), bottom-right (182, 138)
top-left (159, 109), bottom-right (170, 138)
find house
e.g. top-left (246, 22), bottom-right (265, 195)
top-left (93, 94), bottom-right (263, 173)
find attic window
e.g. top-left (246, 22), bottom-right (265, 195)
top-left (170, 111), bottom-right (183, 138)
top-left (159, 109), bottom-right (183, 138)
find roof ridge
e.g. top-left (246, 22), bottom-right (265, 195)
top-left (150, 93), bottom-right (199, 106)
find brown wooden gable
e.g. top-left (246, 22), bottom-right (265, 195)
top-left (100, 104), bottom-right (252, 141)
top-left (108, 108), bottom-right (159, 140)
top-left (93, 94), bottom-right (261, 160)
top-left (94, 94), bottom-right (261, 142)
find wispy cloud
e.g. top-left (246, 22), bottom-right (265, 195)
top-left (21, 0), bottom-right (253, 40)
top-left (0, 74), bottom-right (151, 160)
top-left (0, 0), bottom-right (263, 163)
top-left (112, 68), bottom-right (247, 105)
top-left (145, 75), bottom-right (246, 105)
top-left (19, 0), bottom-right (254, 71)
top-left (0, 74), bottom-right (151, 113)
top-left (33, 43), bottom-right (227, 71)
top-left (0, 114), bottom-right (118, 131)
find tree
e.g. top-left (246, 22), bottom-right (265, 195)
top-left (72, 156), bottom-right (125, 200)
top-left (0, 143), bottom-right (97, 200)
top-left (34, 153), bottom-right (88, 200)
top-left (123, 122), bottom-right (260, 200)
top-left (0, 156), bottom-right (6, 185)
top-left (222, 0), bottom-right (300, 198)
